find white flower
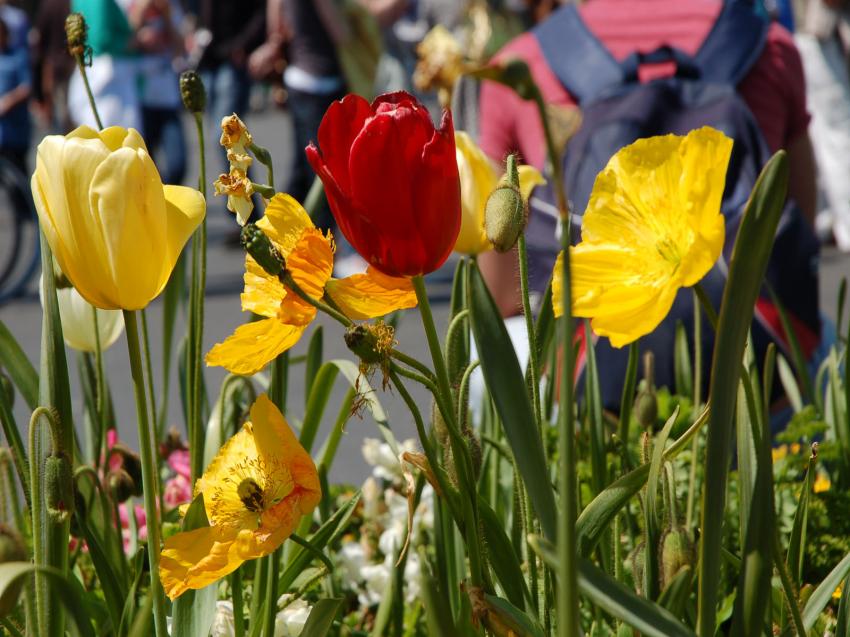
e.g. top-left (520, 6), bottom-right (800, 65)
top-left (362, 477), bottom-right (381, 521)
top-left (209, 601), bottom-right (235, 637)
top-left (361, 438), bottom-right (418, 481)
top-left (338, 540), bottom-right (367, 589)
top-left (40, 274), bottom-right (124, 352)
top-left (274, 595), bottom-right (312, 637)
top-left (359, 561), bottom-right (391, 607)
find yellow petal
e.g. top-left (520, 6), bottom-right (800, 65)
top-left (206, 318), bottom-right (306, 375)
top-left (242, 256), bottom-right (286, 318)
top-left (517, 165), bottom-right (546, 201)
top-left (163, 185), bottom-right (206, 267)
top-left (325, 267), bottom-right (417, 320)
top-left (258, 193), bottom-right (315, 259)
top-left (160, 525), bottom-right (242, 600)
top-left (454, 131), bottom-right (497, 255)
top-left (286, 227), bottom-right (334, 302)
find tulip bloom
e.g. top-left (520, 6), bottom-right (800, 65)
top-left (31, 126), bottom-right (206, 310)
top-left (552, 127), bottom-right (732, 346)
top-left (454, 131), bottom-right (544, 255)
top-left (51, 281), bottom-right (124, 352)
top-left (159, 394), bottom-right (320, 599)
top-left (306, 91), bottom-right (461, 277)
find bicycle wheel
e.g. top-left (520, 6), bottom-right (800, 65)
top-left (0, 157), bottom-right (40, 305)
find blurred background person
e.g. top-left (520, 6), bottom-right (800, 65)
top-left (31, 0), bottom-right (74, 132)
top-left (0, 16), bottom-right (31, 177)
top-left (132, 0), bottom-right (187, 185)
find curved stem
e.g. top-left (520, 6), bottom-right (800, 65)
top-left (281, 272), bottom-right (352, 327)
top-left (389, 348), bottom-right (437, 383)
top-left (123, 310), bottom-right (167, 637)
top-left (75, 58), bottom-right (103, 130)
top-left (517, 234), bottom-right (543, 431)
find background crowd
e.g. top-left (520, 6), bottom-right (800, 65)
top-left (3, 0), bottom-right (850, 267)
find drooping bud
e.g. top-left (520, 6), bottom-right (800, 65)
top-left (45, 452), bottom-right (74, 521)
top-left (240, 224), bottom-right (284, 276)
top-left (484, 155), bottom-right (527, 253)
top-left (107, 469), bottom-right (136, 503)
top-left (109, 443), bottom-right (143, 496)
top-left (497, 58), bottom-right (537, 101)
top-left (633, 351), bottom-right (658, 428)
top-left (344, 323), bottom-right (396, 387)
top-left (659, 528), bottom-right (693, 589)
top-left (0, 524), bottom-right (26, 615)
top-left (64, 13), bottom-right (89, 61)
top-left (179, 71), bottom-right (207, 114)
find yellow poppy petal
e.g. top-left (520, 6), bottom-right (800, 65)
top-left (258, 193), bottom-right (315, 259)
top-left (206, 318), bottom-right (306, 375)
top-left (454, 131), bottom-right (497, 255)
top-left (517, 165), bottom-right (546, 201)
top-left (160, 525), bottom-right (242, 600)
top-left (325, 267), bottom-right (417, 319)
top-left (241, 256), bottom-right (286, 318)
top-left (287, 227), bottom-right (335, 300)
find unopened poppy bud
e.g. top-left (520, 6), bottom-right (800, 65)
top-left (660, 528), bottom-right (692, 589)
top-left (463, 425), bottom-right (482, 480)
top-left (633, 351), bottom-right (657, 428)
top-left (484, 155), bottom-right (527, 253)
top-left (179, 71), bottom-right (207, 114)
top-left (629, 541), bottom-right (646, 596)
top-left (0, 372), bottom-right (12, 409)
top-left (344, 323), bottom-right (395, 369)
top-left (110, 444), bottom-right (143, 495)
top-left (0, 524), bottom-right (26, 615)
top-left (240, 224), bottom-right (284, 276)
top-left (107, 468), bottom-right (136, 503)
top-left (64, 13), bottom-right (88, 60)
top-left (45, 452), bottom-right (74, 519)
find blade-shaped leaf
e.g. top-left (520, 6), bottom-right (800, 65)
top-left (171, 494), bottom-right (217, 637)
top-left (299, 598), bottom-right (344, 637)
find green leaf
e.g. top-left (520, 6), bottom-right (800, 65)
top-left (801, 550), bottom-right (850, 631)
top-left (171, 494), bottom-right (217, 637)
top-left (478, 497), bottom-right (531, 610)
top-left (0, 319), bottom-right (37, 410)
top-left (278, 491), bottom-right (361, 591)
top-left (304, 325), bottom-right (324, 407)
top-left (419, 546), bottom-right (458, 637)
top-left (482, 593), bottom-right (545, 637)
top-left (576, 405), bottom-right (709, 556)
top-left (0, 563), bottom-right (95, 637)
top-left (836, 572), bottom-right (850, 637)
top-left (299, 598), bottom-right (344, 637)
top-left (777, 354), bottom-right (803, 414)
top-left (787, 451), bottom-right (816, 584)
top-left (584, 320), bottom-right (607, 496)
top-left (674, 321), bottom-right (693, 399)
top-left (697, 151), bottom-right (789, 636)
top-left (768, 285), bottom-right (814, 403)
top-left (467, 262), bottom-right (557, 540)
top-left (657, 565), bottom-right (693, 620)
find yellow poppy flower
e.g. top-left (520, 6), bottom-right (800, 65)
top-left (552, 127), bottom-right (733, 347)
top-left (814, 474), bottom-right (831, 493)
top-left (160, 394), bottom-right (320, 599)
top-left (454, 131), bottom-right (545, 255)
top-left (206, 193), bottom-right (417, 375)
top-left (31, 125), bottom-right (206, 310)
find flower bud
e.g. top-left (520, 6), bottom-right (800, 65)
top-left (109, 444), bottom-right (143, 496)
top-left (484, 155), bottom-right (527, 253)
top-left (45, 452), bottom-right (74, 519)
top-left (0, 372), bottom-right (13, 409)
top-left (0, 524), bottom-right (26, 615)
top-left (240, 224), bottom-right (284, 276)
top-left (633, 351), bottom-right (657, 428)
top-left (628, 541), bottom-right (646, 596)
top-left (179, 71), bottom-right (207, 114)
top-left (498, 59), bottom-right (537, 101)
top-left (64, 13), bottom-right (88, 60)
top-left (344, 324), bottom-right (392, 366)
top-left (659, 528), bottom-right (693, 589)
top-left (107, 468), bottom-right (136, 503)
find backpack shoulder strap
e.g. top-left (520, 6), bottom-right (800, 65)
top-left (532, 4), bottom-right (623, 105)
top-left (694, 0), bottom-right (770, 85)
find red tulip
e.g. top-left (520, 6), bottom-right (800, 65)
top-left (306, 91), bottom-right (461, 277)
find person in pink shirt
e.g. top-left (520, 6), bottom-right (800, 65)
top-left (478, 0), bottom-right (818, 316)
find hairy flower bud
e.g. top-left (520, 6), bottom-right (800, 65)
top-left (107, 468), bottom-right (136, 503)
top-left (240, 224), bottom-right (284, 276)
top-left (659, 528), bottom-right (693, 589)
top-left (64, 13), bottom-right (88, 60)
top-left (0, 524), bottom-right (26, 615)
top-left (179, 70), bottom-right (207, 113)
top-left (484, 155), bottom-right (527, 253)
top-left (633, 351), bottom-right (658, 428)
top-left (45, 452), bottom-right (74, 519)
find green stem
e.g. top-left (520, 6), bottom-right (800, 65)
top-left (263, 548), bottom-right (282, 637)
top-left (693, 282), bottom-right (718, 331)
top-left (90, 306), bottom-right (108, 469)
top-left (517, 233), bottom-right (543, 430)
top-left (282, 272), bottom-right (352, 328)
top-left (231, 568), bottom-right (245, 637)
top-left (140, 310), bottom-right (158, 441)
top-left (389, 348), bottom-right (437, 383)
top-left (123, 310), bottom-right (167, 637)
top-left (75, 58), bottom-right (103, 130)
top-left (686, 290), bottom-right (703, 531)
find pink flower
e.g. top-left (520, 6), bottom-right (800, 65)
top-left (167, 449), bottom-right (190, 479)
top-left (164, 473), bottom-right (193, 510)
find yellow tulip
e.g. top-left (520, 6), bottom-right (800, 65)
top-left (160, 394), bottom-right (321, 599)
top-left (454, 131), bottom-right (545, 255)
top-left (553, 127), bottom-right (732, 347)
top-left (31, 125), bottom-right (206, 310)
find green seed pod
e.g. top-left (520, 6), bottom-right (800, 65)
top-left (107, 469), bottom-right (136, 503)
top-left (659, 528), bottom-right (693, 589)
top-left (179, 70), bottom-right (207, 114)
top-left (64, 13), bottom-right (88, 59)
top-left (45, 452), bottom-right (74, 519)
top-left (0, 524), bottom-right (26, 615)
top-left (484, 156), bottom-right (527, 253)
top-left (240, 224), bottom-right (284, 276)
top-left (344, 324), bottom-right (385, 366)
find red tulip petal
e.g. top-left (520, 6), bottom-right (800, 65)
top-left (315, 94), bottom-right (373, 195)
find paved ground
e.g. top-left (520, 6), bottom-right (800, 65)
top-left (2, 107), bottom-right (850, 486)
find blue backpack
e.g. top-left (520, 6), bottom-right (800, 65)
top-left (526, 1), bottom-right (821, 411)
